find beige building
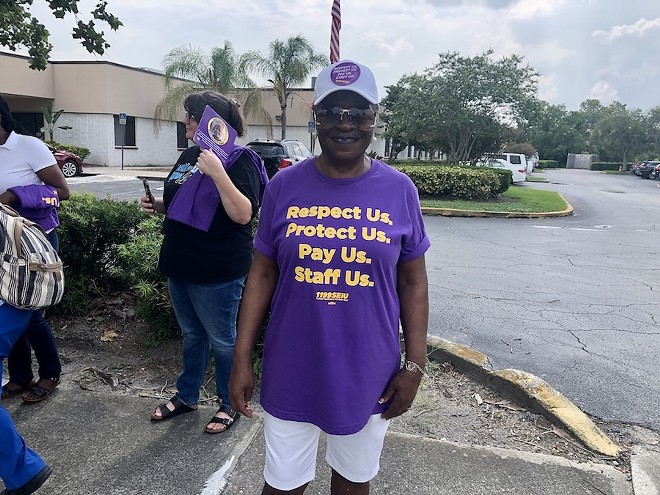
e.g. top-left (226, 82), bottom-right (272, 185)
top-left (0, 52), bottom-right (385, 167)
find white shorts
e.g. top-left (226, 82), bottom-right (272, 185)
top-left (263, 412), bottom-right (390, 491)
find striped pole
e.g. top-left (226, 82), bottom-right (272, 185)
top-left (330, 0), bottom-right (341, 63)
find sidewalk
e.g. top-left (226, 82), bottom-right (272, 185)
top-left (6, 332), bottom-right (657, 495)
top-left (4, 383), bottom-right (634, 495)
top-left (82, 165), bottom-right (171, 181)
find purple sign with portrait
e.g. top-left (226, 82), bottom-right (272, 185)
top-left (192, 105), bottom-right (237, 165)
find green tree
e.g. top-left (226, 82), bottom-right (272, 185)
top-left (645, 106), bottom-right (660, 158)
top-left (504, 142), bottom-right (537, 156)
top-left (154, 41), bottom-right (270, 129)
top-left (590, 107), bottom-right (646, 169)
top-left (385, 50), bottom-right (538, 163)
top-left (519, 102), bottom-right (589, 164)
top-left (242, 35), bottom-right (327, 139)
top-left (0, 0), bottom-right (122, 70)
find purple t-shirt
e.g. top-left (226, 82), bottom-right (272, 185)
top-left (255, 158), bottom-right (430, 435)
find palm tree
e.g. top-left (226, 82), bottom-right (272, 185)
top-left (154, 41), bottom-right (271, 130)
top-left (242, 35), bottom-right (327, 139)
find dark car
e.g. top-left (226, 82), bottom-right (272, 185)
top-left (47, 144), bottom-right (84, 178)
top-left (246, 139), bottom-right (313, 178)
top-left (651, 163), bottom-right (660, 180)
top-left (638, 161), bottom-right (660, 179)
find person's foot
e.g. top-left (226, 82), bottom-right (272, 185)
top-left (150, 396), bottom-right (197, 421)
top-left (0, 465), bottom-right (52, 495)
top-left (21, 377), bottom-right (60, 403)
top-left (1, 380), bottom-right (35, 400)
top-left (204, 403), bottom-right (239, 434)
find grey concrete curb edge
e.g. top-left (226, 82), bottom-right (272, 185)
top-left (420, 194), bottom-right (574, 218)
top-left (425, 335), bottom-right (621, 457)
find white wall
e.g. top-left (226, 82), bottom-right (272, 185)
top-left (55, 113), bottom-right (182, 166)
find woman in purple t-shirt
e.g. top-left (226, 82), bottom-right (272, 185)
top-left (229, 61), bottom-right (430, 495)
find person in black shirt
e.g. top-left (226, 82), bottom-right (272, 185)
top-left (141, 91), bottom-right (262, 434)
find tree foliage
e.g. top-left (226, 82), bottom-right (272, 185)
top-left (590, 106), bottom-right (646, 169)
top-left (518, 102), bottom-right (588, 164)
top-left (153, 41), bottom-right (271, 131)
top-left (520, 100), bottom-right (656, 166)
top-left (242, 35), bottom-right (327, 139)
top-left (384, 50), bottom-right (538, 162)
top-left (0, 0), bottom-right (122, 70)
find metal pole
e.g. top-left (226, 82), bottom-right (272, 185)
top-left (121, 124), bottom-right (125, 170)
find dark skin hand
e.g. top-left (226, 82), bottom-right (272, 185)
top-left (0, 164), bottom-right (69, 205)
top-left (379, 255), bottom-right (429, 420)
top-left (229, 252), bottom-right (279, 419)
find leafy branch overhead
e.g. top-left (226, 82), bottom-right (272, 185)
top-left (383, 50), bottom-right (538, 163)
top-left (0, 0), bottom-right (122, 70)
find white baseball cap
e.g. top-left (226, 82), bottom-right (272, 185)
top-left (313, 60), bottom-right (379, 105)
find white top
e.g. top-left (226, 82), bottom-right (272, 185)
top-left (0, 131), bottom-right (56, 193)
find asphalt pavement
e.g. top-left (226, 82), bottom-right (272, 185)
top-left (1, 165), bottom-right (656, 494)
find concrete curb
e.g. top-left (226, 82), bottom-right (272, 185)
top-left (630, 448), bottom-right (660, 495)
top-left (426, 335), bottom-right (621, 457)
top-left (421, 194), bottom-right (573, 218)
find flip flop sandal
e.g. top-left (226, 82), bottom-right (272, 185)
top-left (204, 403), bottom-right (240, 434)
top-left (1, 379), bottom-right (35, 400)
top-left (150, 395), bottom-right (197, 422)
top-left (21, 377), bottom-right (60, 403)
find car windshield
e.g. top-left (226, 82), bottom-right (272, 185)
top-left (248, 143), bottom-right (284, 156)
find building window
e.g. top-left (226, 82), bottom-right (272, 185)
top-left (13, 113), bottom-right (44, 137)
top-left (177, 122), bottom-right (189, 149)
top-left (114, 115), bottom-right (136, 147)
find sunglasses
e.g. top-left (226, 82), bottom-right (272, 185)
top-left (314, 106), bottom-right (377, 130)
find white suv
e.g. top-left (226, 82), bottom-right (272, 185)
top-left (496, 153), bottom-right (532, 175)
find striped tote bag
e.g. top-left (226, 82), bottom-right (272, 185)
top-left (0, 203), bottom-right (64, 309)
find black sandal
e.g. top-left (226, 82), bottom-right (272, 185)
top-left (1, 379), bottom-right (35, 400)
top-left (21, 377), bottom-right (60, 403)
top-left (204, 403), bottom-right (240, 434)
top-left (151, 395), bottom-right (197, 422)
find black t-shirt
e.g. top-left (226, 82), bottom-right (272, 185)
top-left (157, 146), bottom-right (261, 283)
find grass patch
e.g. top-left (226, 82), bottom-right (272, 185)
top-left (525, 175), bottom-right (549, 183)
top-left (420, 186), bottom-right (567, 213)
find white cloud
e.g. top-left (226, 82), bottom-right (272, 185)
top-left (525, 42), bottom-right (573, 67)
top-left (364, 34), bottom-right (414, 57)
top-left (587, 81), bottom-right (618, 104)
top-left (506, 0), bottom-right (568, 21)
top-left (592, 17), bottom-right (660, 43)
top-left (537, 73), bottom-right (560, 102)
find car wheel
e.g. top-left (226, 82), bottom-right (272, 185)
top-left (61, 160), bottom-right (79, 178)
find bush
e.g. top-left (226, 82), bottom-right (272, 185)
top-left (591, 162), bottom-right (628, 171)
top-left (46, 140), bottom-right (91, 160)
top-left (56, 193), bottom-right (147, 314)
top-left (537, 160), bottom-right (561, 169)
top-left (112, 216), bottom-right (178, 344)
top-left (395, 164), bottom-right (504, 199)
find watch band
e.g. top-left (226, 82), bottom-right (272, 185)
top-left (404, 360), bottom-right (425, 375)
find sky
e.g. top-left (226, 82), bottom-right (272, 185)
top-left (14, 0), bottom-right (660, 111)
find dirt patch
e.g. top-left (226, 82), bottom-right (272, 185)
top-left (44, 304), bottom-right (659, 477)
